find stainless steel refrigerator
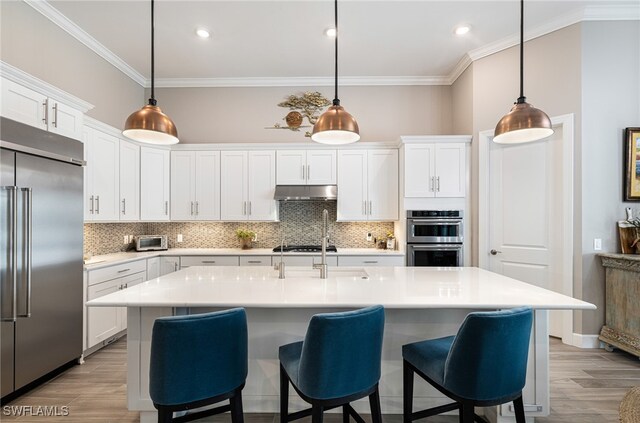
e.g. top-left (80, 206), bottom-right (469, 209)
top-left (1, 117), bottom-right (84, 401)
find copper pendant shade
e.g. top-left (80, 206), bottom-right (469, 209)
top-left (123, 0), bottom-right (178, 145)
top-left (493, 0), bottom-right (553, 145)
top-left (311, 0), bottom-right (360, 144)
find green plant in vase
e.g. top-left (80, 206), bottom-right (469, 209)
top-left (236, 229), bottom-right (256, 250)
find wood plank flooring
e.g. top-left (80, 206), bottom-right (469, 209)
top-left (2, 337), bottom-right (639, 422)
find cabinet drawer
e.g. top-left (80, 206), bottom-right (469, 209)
top-left (240, 256), bottom-right (272, 266)
top-left (88, 259), bottom-right (147, 286)
top-left (277, 256), bottom-right (338, 267)
top-left (338, 256), bottom-right (404, 267)
top-left (180, 256), bottom-right (240, 267)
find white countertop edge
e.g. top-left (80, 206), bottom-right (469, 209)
top-left (84, 248), bottom-right (405, 270)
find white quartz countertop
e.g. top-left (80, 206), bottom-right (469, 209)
top-left (83, 248), bottom-right (404, 270)
top-left (87, 266), bottom-right (595, 310)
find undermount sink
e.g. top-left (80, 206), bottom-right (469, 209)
top-left (283, 268), bottom-right (369, 279)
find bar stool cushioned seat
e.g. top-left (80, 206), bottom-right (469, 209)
top-left (150, 308), bottom-right (248, 423)
top-left (279, 305), bottom-right (385, 423)
top-left (402, 307), bottom-right (533, 423)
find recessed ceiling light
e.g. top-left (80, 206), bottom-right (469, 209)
top-left (454, 25), bottom-right (471, 36)
top-left (196, 28), bottom-right (210, 39)
top-left (324, 27), bottom-right (337, 38)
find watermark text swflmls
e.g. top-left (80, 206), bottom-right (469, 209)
top-left (2, 405), bottom-right (70, 417)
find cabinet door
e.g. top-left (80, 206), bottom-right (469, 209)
top-left (306, 150), bottom-right (337, 185)
top-left (368, 149), bottom-right (398, 221)
top-left (337, 150), bottom-right (367, 221)
top-left (88, 129), bottom-right (120, 221)
top-left (119, 140), bottom-right (140, 221)
top-left (140, 147), bottom-right (170, 221)
top-left (87, 278), bottom-right (122, 348)
top-left (0, 79), bottom-right (47, 131)
top-left (147, 257), bottom-right (160, 280)
top-left (82, 128), bottom-right (93, 221)
top-left (159, 256), bottom-right (180, 276)
top-left (434, 143), bottom-right (465, 197)
top-left (117, 272), bottom-right (147, 332)
top-left (195, 151), bottom-right (221, 220)
top-left (404, 144), bottom-right (435, 198)
top-left (248, 150), bottom-right (277, 221)
top-left (170, 151), bottom-right (196, 220)
top-left (47, 101), bottom-right (83, 140)
top-left (220, 151), bottom-right (248, 221)
top-left (276, 150), bottom-right (306, 185)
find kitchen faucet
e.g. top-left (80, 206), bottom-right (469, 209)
top-left (313, 209), bottom-right (329, 279)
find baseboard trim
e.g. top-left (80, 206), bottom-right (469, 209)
top-left (572, 333), bottom-right (601, 349)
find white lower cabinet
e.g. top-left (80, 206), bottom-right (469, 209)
top-left (86, 268), bottom-right (146, 351)
top-left (147, 257), bottom-right (160, 279)
top-left (180, 256), bottom-right (240, 267)
top-left (337, 256), bottom-right (404, 267)
top-left (159, 256), bottom-right (180, 275)
top-left (240, 256), bottom-right (272, 266)
top-left (276, 256), bottom-right (338, 267)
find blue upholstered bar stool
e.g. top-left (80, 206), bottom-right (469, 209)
top-left (279, 305), bottom-right (385, 423)
top-left (149, 308), bottom-right (248, 423)
top-left (402, 307), bottom-right (533, 423)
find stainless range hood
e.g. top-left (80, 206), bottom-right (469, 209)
top-left (274, 185), bottom-right (337, 201)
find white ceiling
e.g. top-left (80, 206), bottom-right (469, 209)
top-left (46, 0), bottom-right (640, 85)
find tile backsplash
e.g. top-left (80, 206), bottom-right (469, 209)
top-left (84, 202), bottom-right (395, 256)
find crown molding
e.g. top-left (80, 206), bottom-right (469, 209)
top-left (26, 1), bottom-right (640, 89)
top-left (0, 61), bottom-right (94, 112)
top-left (83, 116), bottom-right (122, 138)
top-left (23, 0), bottom-right (146, 87)
top-left (152, 75), bottom-right (450, 88)
top-left (170, 140), bottom-right (401, 151)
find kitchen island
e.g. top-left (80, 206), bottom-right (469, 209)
top-left (87, 266), bottom-right (594, 423)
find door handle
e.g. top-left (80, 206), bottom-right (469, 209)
top-left (490, 249), bottom-right (502, 255)
top-left (95, 195), bottom-right (100, 214)
top-left (52, 103), bottom-right (58, 128)
top-left (18, 188), bottom-right (32, 318)
top-left (1, 187), bottom-right (18, 322)
top-left (89, 195), bottom-right (94, 214)
top-left (42, 100), bottom-right (48, 124)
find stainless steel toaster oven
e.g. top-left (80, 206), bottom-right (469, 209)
top-left (134, 235), bottom-right (168, 251)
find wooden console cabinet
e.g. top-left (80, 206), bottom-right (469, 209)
top-left (598, 253), bottom-right (640, 357)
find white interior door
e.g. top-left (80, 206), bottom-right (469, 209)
top-left (488, 129), bottom-right (564, 338)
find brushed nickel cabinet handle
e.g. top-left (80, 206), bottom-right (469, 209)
top-left (52, 103), bottom-right (58, 128)
top-left (202, 260), bottom-right (216, 264)
top-left (430, 176), bottom-right (434, 192)
top-left (302, 165), bottom-right (305, 180)
top-left (195, 201), bottom-right (199, 216)
top-left (369, 201), bottom-right (372, 215)
top-left (117, 268), bottom-right (131, 273)
top-left (307, 164), bottom-right (310, 180)
top-left (122, 198), bottom-right (126, 215)
top-left (165, 201), bottom-right (168, 215)
top-left (95, 195), bottom-right (100, 214)
top-left (247, 260), bottom-right (261, 264)
top-left (363, 261), bottom-right (378, 264)
top-left (243, 201), bottom-right (246, 215)
top-left (42, 100), bottom-right (48, 124)
top-left (191, 201), bottom-right (194, 216)
top-left (248, 201), bottom-right (252, 216)
top-left (437, 176), bottom-right (440, 192)
top-left (89, 195), bottom-right (94, 214)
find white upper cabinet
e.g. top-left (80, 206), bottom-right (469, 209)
top-left (276, 150), bottom-right (336, 185)
top-left (221, 151), bottom-right (277, 221)
top-left (140, 147), bottom-right (170, 221)
top-left (119, 140), bottom-right (140, 221)
top-left (171, 151), bottom-right (220, 221)
top-left (337, 149), bottom-right (397, 222)
top-left (1, 79), bottom-right (83, 140)
top-left (84, 126), bottom-right (120, 221)
top-left (404, 141), bottom-right (465, 198)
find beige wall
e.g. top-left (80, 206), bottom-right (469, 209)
top-left (152, 85), bottom-right (452, 143)
top-left (0, 1), bottom-right (144, 129)
top-left (451, 64), bottom-right (474, 136)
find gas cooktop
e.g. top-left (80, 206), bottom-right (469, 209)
top-left (272, 245), bottom-right (338, 253)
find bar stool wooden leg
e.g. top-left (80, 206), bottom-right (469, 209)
top-left (403, 361), bottom-right (414, 423)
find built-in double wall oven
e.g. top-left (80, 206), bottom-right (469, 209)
top-left (406, 210), bottom-right (463, 267)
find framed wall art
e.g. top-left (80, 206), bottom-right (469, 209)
top-left (624, 127), bottom-right (640, 201)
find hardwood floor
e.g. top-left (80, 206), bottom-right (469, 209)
top-left (3, 337), bottom-right (639, 422)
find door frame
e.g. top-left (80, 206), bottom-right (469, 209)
top-left (478, 113), bottom-right (575, 345)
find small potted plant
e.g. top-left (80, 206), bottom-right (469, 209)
top-left (236, 229), bottom-right (256, 250)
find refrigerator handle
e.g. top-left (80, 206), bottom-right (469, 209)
top-left (1, 186), bottom-right (18, 322)
top-left (18, 188), bottom-right (32, 318)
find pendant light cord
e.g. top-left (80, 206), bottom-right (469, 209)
top-left (149, 0), bottom-right (157, 106)
top-left (333, 0), bottom-right (340, 106)
top-left (517, 0), bottom-right (525, 104)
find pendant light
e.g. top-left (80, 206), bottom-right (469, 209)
top-left (493, 0), bottom-right (553, 144)
top-left (311, 0), bottom-right (359, 145)
top-left (123, 0), bottom-right (178, 145)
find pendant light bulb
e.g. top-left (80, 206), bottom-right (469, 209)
top-left (493, 0), bottom-right (552, 145)
top-left (123, 0), bottom-right (179, 145)
top-left (311, 0), bottom-right (359, 145)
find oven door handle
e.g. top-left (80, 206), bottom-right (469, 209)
top-left (409, 220), bottom-right (462, 225)
top-left (409, 245), bottom-right (462, 251)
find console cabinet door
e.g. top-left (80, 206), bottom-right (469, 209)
top-left (140, 147), bottom-right (170, 221)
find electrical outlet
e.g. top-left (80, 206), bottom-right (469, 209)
top-left (253, 233), bottom-right (258, 242)
top-left (123, 236), bottom-right (128, 244)
top-left (129, 235), bottom-right (134, 243)
top-left (366, 232), bottom-right (372, 242)
top-left (594, 238), bottom-right (602, 251)
top-left (177, 234), bottom-right (183, 243)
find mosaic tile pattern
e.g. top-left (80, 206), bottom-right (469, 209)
top-left (84, 202), bottom-right (395, 254)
